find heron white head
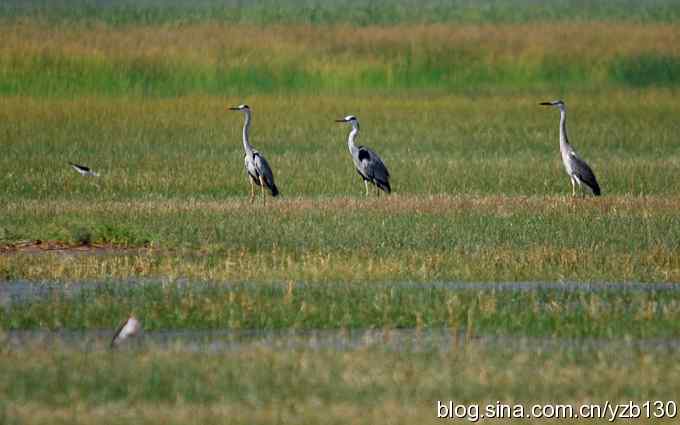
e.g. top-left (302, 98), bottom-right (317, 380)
top-left (229, 104), bottom-right (250, 112)
top-left (540, 100), bottom-right (566, 111)
top-left (335, 115), bottom-right (360, 129)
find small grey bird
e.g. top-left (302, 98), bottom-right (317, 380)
top-left (111, 315), bottom-right (142, 348)
top-left (540, 100), bottom-right (601, 197)
top-left (69, 162), bottom-right (99, 177)
top-left (229, 104), bottom-right (279, 202)
top-left (336, 115), bottom-right (391, 195)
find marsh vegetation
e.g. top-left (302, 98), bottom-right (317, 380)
top-left (2, 1), bottom-right (680, 423)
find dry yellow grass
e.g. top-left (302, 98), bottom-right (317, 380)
top-left (5, 194), bottom-right (680, 219)
top-left (2, 22), bottom-right (679, 62)
top-left (3, 243), bottom-right (680, 283)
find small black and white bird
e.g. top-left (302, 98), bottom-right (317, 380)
top-left (69, 162), bottom-right (99, 177)
top-left (110, 315), bottom-right (142, 348)
top-left (336, 115), bottom-right (391, 195)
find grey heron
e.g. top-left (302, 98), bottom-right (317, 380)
top-left (540, 100), bottom-right (601, 197)
top-left (69, 162), bottom-right (99, 177)
top-left (110, 315), bottom-right (142, 348)
top-left (229, 104), bottom-right (279, 202)
top-left (336, 115), bottom-right (391, 195)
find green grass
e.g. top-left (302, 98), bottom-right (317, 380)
top-left (2, 93), bottom-right (680, 283)
top-left (1, 93), bottom-right (679, 200)
top-left (612, 55), bottom-right (680, 87)
top-left (1, 20), bottom-right (680, 96)
top-left (2, 7), bottom-right (680, 422)
top-left (4, 0), bottom-right (680, 25)
top-left (3, 196), bottom-right (680, 283)
top-left (2, 342), bottom-right (680, 424)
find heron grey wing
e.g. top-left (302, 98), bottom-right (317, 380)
top-left (362, 147), bottom-right (390, 181)
top-left (570, 153), bottom-right (601, 194)
top-left (253, 152), bottom-right (276, 185)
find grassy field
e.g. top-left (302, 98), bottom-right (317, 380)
top-left (5, 281), bottom-right (680, 338)
top-left (3, 1), bottom-right (680, 423)
top-left (2, 22), bottom-right (680, 96)
top-left (4, 0), bottom-right (680, 25)
top-left (2, 341), bottom-right (680, 425)
top-left (2, 93), bottom-right (680, 283)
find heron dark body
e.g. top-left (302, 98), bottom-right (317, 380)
top-left (356, 146), bottom-right (391, 194)
top-left (245, 152), bottom-right (279, 196)
top-left (571, 155), bottom-right (601, 196)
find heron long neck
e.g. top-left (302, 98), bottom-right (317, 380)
top-left (347, 122), bottom-right (359, 153)
top-left (559, 109), bottom-right (570, 148)
top-left (242, 110), bottom-right (254, 154)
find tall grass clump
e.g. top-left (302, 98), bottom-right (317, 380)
top-left (610, 54), bottom-right (680, 87)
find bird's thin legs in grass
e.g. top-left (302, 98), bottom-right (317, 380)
top-left (249, 178), bottom-right (255, 203)
top-left (571, 178), bottom-right (577, 197)
top-left (364, 180), bottom-right (369, 197)
top-left (259, 175), bottom-right (266, 204)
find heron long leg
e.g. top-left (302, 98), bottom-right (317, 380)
top-left (571, 177), bottom-right (577, 197)
top-left (259, 175), bottom-right (266, 204)
top-left (364, 180), bottom-right (369, 197)
top-left (249, 178), bottom-right (255, 203)
top-left (573, 176), bottom-right (585, 198)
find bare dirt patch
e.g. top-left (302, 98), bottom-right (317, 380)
top-left (0, 240), bottom-right (144, 255)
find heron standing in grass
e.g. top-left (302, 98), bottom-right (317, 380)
top-left (336, 115), bottom-right (391, 195)
top-left (229, 104), bottom-right (279, 202)
top-left (540, 100), bottom-right (601, 197)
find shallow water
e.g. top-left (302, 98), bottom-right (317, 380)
top-left (6, 327), bottom-right (680, 353)
top-left (2, 278), bottom-right (679, 307)
top-left (3, 279), bottom-right (680, 353)
top-left (0, 278), bottom-right (205, 306)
